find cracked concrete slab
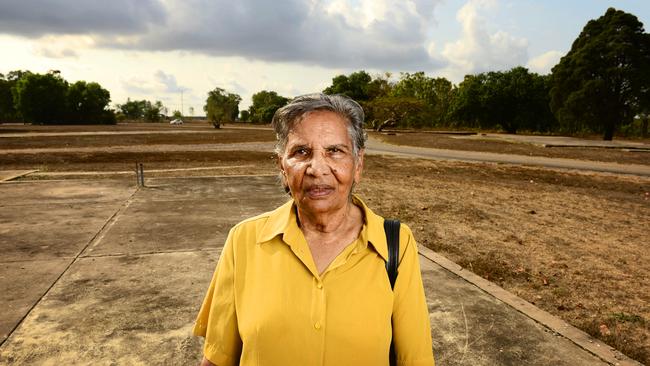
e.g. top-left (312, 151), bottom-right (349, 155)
top-left (0, 251), bottom-right (219, 365)
top-left (0, 258), bottom-right (71, 344)
top-left (83, 176), bottom-right (288, 257)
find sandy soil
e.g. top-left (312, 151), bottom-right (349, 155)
top-left (373, 132), bottom-right (650, 166)
top-left (2, 123), bottom-right (649, 364)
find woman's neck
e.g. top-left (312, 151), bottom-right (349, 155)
top-left (296, 200), bottom-right (359, 235)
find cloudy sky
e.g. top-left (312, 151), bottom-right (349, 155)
top-left (1, 0), bottom-right (649, 113)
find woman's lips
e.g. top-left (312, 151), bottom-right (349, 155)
top-left (305, 184), bottom-right (334, 198)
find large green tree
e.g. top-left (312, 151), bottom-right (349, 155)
top-left (0, 71), bottom-right (31, 122)
top-left (248, 90), bottom-right (289, 123)
top-left (391, 72), bottom-right (455, 127)
top-left (449, 67), bottom-right (554, 133)
top-left (323, 70), bottom-right (373, 101)
top-left (204, 87), bottom-right (241, 128)
top-left (117, 99), bottom-right (164, 122)
top-left (550, 8), bottom-right (650, 140)
top-left (364, 96), bottom-right (426, 130)
top-left (66, 81), bottom-right (114, 124)
top-left (12, 71), bottom-right (68, 124)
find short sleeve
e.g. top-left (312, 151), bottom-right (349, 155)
top-left (192, 228), bottom-right (242, 366)
top-left (392, 225), bottom-right (435, 366)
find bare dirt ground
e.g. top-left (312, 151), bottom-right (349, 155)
top-left (1, 122), bottom-right (649, 364)
top-left (373, 131), bottom-right (650, 166)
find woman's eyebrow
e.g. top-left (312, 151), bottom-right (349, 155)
top-left (289, 144), bottom-right (310, 151)
top-left (327, 144), bottom-right (350, 150)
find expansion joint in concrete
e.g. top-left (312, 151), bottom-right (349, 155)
top-left (79, 247), bottom-right (221, 259)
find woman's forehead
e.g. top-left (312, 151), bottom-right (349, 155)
top-left (287, 111), bottom-right (351, 145)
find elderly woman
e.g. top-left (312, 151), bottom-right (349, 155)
top-left (193, 93), bottom-right (434, 366)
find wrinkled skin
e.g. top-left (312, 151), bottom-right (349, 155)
top-left (278, 110), bottom-right (364, 227)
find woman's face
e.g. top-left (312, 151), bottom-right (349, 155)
top-left (279, 110), bottom-right (364, 216)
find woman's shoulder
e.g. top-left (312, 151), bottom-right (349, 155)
top-left (228, 199), bottom-right (294, 239)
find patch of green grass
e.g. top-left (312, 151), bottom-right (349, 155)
top-left (611, 312), bottom-right (646, 324)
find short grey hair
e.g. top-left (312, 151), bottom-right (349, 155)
top-left (271, 93), bottom-right (367, 158)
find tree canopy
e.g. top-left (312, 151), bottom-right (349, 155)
top-left (67, 81), bottom-right (113, 124)
top-left (12, 71), bottom-right (68, 124)
top-left (117, 99), bottom-right (164, 122)
top-left (204, 87), bottom-right (241, 128)
top-left (550, 8), bottom-right (650, 140)
top-left (323, 71), bottom-right (373, 101)
top-left (449, 68), bottom-right (554, 133)
top-left (247, 90), bottom-right (289, 123)
top-left (2, 70), bottom-right (114, 124)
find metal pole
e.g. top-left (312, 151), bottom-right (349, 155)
top-left (135, 163), bottom-right (140, 187)
top-left (139, 163), bottom-right (145, 187)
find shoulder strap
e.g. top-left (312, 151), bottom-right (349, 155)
top-left (384, 219), bottom-right (400, 290)
top-left (384, 219), bottom-right (400, 366)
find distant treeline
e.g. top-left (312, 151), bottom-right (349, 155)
top-left (0, 70), bottom-right (185, 125)
top-left (214, 8), bottom-right (649, 140)
top-left (0, 70), bottom-right (116, 125)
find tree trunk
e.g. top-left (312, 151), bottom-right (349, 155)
top-left (603, 128), bottom-right (614, 141)
top-left (642, 117), bottom-right (648, 138)
top-left (376, 119), bottom-right (395, 132)
top-left (602, 119), bottom-right (615, 141)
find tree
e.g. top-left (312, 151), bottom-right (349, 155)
top-left (239, 110), bottom-right (250, 122)
top-left (323, 70), bottom-right (373, 101)
top-left (66, 81), bottom-right (114, 124)
top-left (550, 8), bottom-right (650, 140)
top-left (248, 90), bottom-right (289, 123)
top-left (12, 71), bottom-right (68, 124)
top-left (0, 71), bottom-right (32, 122)
top-left (431, 77), bottom-right (454, 126)
top-left (447, 73), bottom-right (489, 129)
top-left (143, 101), bottom-right (163, 122)
top-left (117, 99), bottom-right (164, 122)
top-left (172, 110), bottom-right (183, 119)
top-left (448, 68), bottom-right (555, 133)
top-left (390, 72), bottom-right (456, 128)
top-left (366, 72), bottom-right (394, 100)
top-left (204, 87), bottom-right (241, 128)
top-left (364, 96), bottom-right (426, 130)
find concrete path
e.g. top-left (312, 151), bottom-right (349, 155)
top-left (0, 176), bottom-right (640, 365)
top-left (366, 138), bottom-right (650, 177)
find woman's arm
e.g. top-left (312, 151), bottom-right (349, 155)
top-left (392, 225), bottom-right (435, 365)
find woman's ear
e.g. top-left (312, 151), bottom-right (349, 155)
top-left (354, 149), bottom-right (365, 184)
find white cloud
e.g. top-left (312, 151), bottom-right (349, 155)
top-left (440, 0), bottom-right (528, 80)
top-left (154, 70), bottom-right (188, 93)
top-left (527, 50), bottom-right (564, 74)
top-left (31, 35), bottom-right (95, 59)
top-left (121, 77), bottom-right (156, 95)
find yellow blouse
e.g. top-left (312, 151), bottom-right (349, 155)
top-left (193, 196), bottom-right (434, 366)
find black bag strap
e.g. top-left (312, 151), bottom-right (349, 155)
top-left (384, 219), bottom-right (400, 289)
top-left (383, 219), bottom-right (400, 366)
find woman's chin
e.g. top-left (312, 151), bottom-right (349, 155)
top-left (297, 194), bottom-right (345, 214)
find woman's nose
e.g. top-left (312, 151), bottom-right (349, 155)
top-left (306, 152), bottom-right (330, 176)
